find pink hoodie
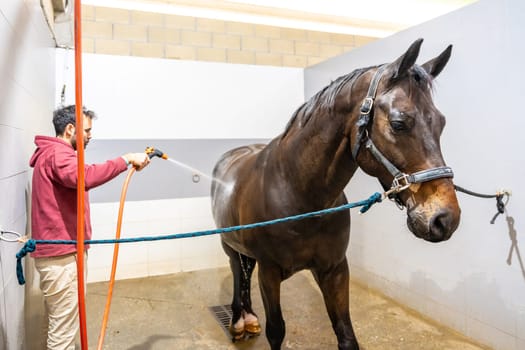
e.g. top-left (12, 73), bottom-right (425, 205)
top-left (29, 136), bottom-right (128, 257)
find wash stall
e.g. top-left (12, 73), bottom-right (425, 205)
top-left (1, 0), bottom-right (523, 349)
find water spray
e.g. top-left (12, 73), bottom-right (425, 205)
top-left (145, 147), bottom-right (214, 184)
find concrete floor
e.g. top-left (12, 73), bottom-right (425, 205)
top-left (86, 267), bottom-right (490, 350)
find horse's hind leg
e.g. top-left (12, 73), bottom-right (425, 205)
top-left (312, 258), bottom-right (359, 350)
top-left (239, 254), bottom-right (261, 336)
top-left (221, 241), bottom-right (245, 340)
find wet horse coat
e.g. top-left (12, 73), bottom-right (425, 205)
top-left (211, 39), bottom-right (461, 350)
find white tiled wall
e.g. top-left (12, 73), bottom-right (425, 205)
top-left (89, 197), bottom-right (228, 283)
top-left (0, 1), bottom-right (55, 349)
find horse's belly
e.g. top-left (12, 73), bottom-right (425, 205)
top-left (223, 213), bottom-right (351, 269)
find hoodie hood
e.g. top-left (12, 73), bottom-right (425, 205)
top-left (30, 136), bottom-right (72, 168)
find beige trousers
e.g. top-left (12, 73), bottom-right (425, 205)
top-left (35, 253), bottom-right (87, 350)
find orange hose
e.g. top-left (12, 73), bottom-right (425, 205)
top-left (96, 167), bottom-right (136, 350)
top-left (74, 0), bottom-right (88, 349)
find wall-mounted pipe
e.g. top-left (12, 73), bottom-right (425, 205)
top-left (73, 0), bottom-right (88, 348)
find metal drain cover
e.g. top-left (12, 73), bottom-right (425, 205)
top-left (209, 304), bottom-right (232, 338)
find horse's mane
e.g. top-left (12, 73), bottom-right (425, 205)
top-left (281, 65), bottom-right (379, 140)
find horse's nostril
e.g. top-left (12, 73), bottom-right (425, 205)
top-left (430, 210), bottom-right (454, 240)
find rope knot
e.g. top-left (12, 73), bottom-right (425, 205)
top-left (490, 194), bottom-right (507, 224)
top-left (16, 239), bottom-right (36, 285)
top-left (359, 192), bottom-right (382, 214)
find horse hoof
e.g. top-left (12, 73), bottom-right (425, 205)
top-left (229, 325), bottom-right (245, 341)
top-left (244, 321), bottom-right (261, 335)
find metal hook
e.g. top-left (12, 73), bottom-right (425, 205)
top-left (192, 174), bottom-right (201, 183)
top-left (0, 230), bottom-right (22, 242)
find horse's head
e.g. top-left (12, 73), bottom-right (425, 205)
top-left (351, 39), bottom-right (460, 242)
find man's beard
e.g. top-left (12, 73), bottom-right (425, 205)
top-left (71, 138), bottom-right (88, 150)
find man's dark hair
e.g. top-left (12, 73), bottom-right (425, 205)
top-left (53, 105), bottom-right (97, 136)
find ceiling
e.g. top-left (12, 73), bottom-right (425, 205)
top-left (81, 0), bottom-right (478, 37)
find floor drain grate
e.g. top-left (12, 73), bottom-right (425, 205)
top-left (209, 304), bottom-right (232, 338)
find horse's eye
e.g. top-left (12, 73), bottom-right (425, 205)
top-left (390, 120), bottom-right (408, 132)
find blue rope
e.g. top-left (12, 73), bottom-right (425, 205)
top-left (16, 240), bottom-right (36, 285)
top-left (16, 192), bottom-right (382, 285)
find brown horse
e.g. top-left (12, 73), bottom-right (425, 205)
top-left (211, 39), bottom-right (461, 350)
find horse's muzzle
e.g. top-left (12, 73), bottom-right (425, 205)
top-left (407, 206), bottom-right (461, 242)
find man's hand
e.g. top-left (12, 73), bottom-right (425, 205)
top-left (123, 153), bottom-right (150, 171)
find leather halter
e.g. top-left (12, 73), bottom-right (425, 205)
top-left (352, 65), bottom-right (454, 205)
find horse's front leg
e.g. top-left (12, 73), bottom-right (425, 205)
top-left (312, 258), bottom-right (359, 350)
top-left (258, 264), bottom-right (285, 350)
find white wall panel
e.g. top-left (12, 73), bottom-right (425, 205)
top-left (305, 0), bottom-right (525, 349)
top-left (56, 52), bottom-right (304, 140)
top-left (0, 1), bottom-right (55, 349)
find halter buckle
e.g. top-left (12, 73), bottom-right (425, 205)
top-left (360, 97), bottom-right (374, 114)
top-left (383, 173), bottom-right (411, 199)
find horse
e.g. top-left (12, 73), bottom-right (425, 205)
top-left (210, 38), bottom-right (461, 350)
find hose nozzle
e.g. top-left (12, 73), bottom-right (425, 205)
top-left (145, 147), bottom-right (168, 160)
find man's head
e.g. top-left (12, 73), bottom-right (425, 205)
top-left (53, 105), bottom-right (96, 150)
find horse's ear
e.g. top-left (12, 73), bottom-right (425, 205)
top-left (389, 38), bottom-right (424, 80)
top-left (421, 44), bottom-right (453, 79)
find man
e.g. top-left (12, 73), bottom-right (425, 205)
top-left (29, 105), bottom-right (150, 349)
